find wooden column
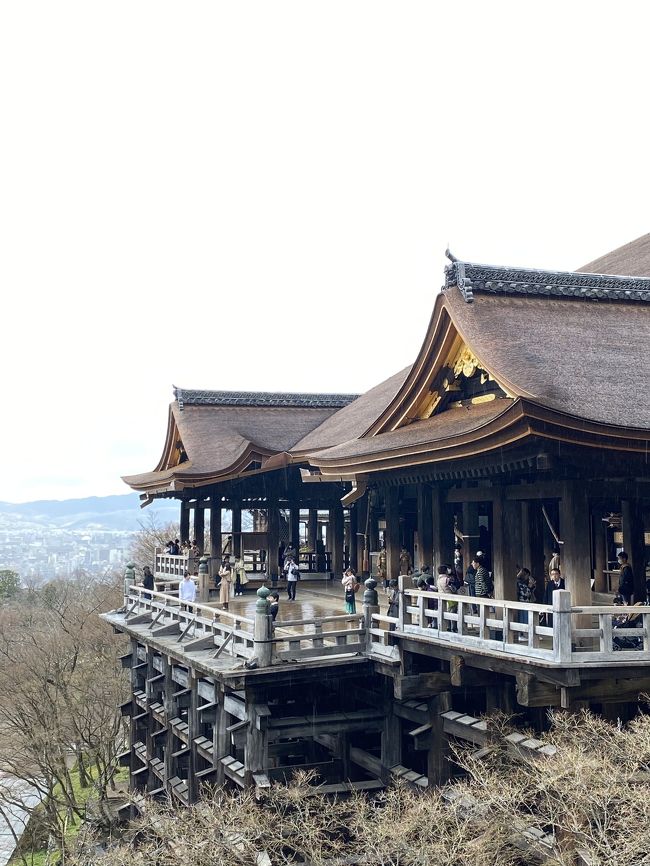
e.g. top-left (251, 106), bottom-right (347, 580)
top-left (369, 497), bottom-right (379, 554)
top-left (187, 674), bottom-right (199, 803)
top-left (214, 689), bottom-right (229, 785)
top-left (329, 503), bottom-right (345, 577)
top-left (461, 501), bottom-right (480, 574)
top-left (180, 501), bottom-right (190, 545)
top-left (349, 506), bottom-right (359, 571)
top-left (356, 496), bottom-right (369, 575)
top-left (193, 504), bottom-right (205, 551)
top-left (492, 493), bottom-right (522, 600)
top-left (290, 505), bottom-right (300, 559)
top-left (308, 509), bottom-right (318, 551)
top-left (162, 657), bottom-right (177, 786)
top-left (522, 501), bottom-right (545, 603)
top-left (232, 501), bottom-right (242, 558)
top-left (432, 488), bottom-right (455, 573)
top-left (592, 509), bottom-right (608, 593)
top-left (381, 681), bottom-right (401, 774)
top-left (209, 503), bottom-right (222, 581)
top-left (417, 485), bottom-right (434, 570)
top-left (384, 487), bottom-right (400, 582)
top-left (245, 693), bottom-right (269, 785)
top-left (268, 502), bottom-right (280, 583)
top-left (428, 692), bottom-right (452, 786)
top-left (559, 482), bottom-right (592, 607)
top-left (622, 498), bottom-right (646, 603)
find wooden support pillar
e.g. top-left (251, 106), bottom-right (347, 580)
top-left (428, 691), bottom-right (452, 787)
top-left (492, 493), bottom-right (521, 600)
top-left (290, 505), bottom-right (300, 553)
top-left (622, 498), bottom-right (646, 603)
top-left (245, 698), bottom-right (269, 785)
top-left (417, 485), bottom-right (434, 570)
top-left (460, 501), bottom-right (480, 576)
top-left (193, 504), bottom-right (205, 552)
top-left (432, 488), bottom-right (455, 574)
top-left (384, 487), bottom-right (400, 582)
top-left (329, 503), bottom-right (345, 577)
top-left (209, 503), bottom-right (222, 563)
top-left (308, 509), bottom-right (318, 551)
top-left (522, 500), bottom-right (545, 603)
top-left (356, 496), bottom-right (370, 575)
top-left (232, 501), bottom-right (242, 558)
top-left (180, 501), bottom-right (190, 545)
top-left (592, 509), bottom-right (608, 593)
top-left (163, 657), bottom-right (177, 787)
top-left (214, 689), bottom-right (229, 786)
top-left (187, 674), bottom-right (199, 803)
top-left (268, 502), bottom-right (280, 584)
top-left (349, 506), bottom-right (359, 571)
top-left (381, 706), bottom-right (401, 774)
top-left (559, 482), bottom-right (592, 607)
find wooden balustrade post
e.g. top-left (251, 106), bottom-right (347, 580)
top-left (397, 574), bottom-right (406, 631)
top-left (124, 561), bottom-right (136, 606)
top-left (552, 590), bottom-right (573, 663)
top-left (253, 586), bottom-right (273, 668)
top-left (363, 576), bottom-right (379, 651)
top-left (198, 556), bottom-right (210, 603)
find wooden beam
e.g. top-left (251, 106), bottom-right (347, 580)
top-left (393, 672), bottom-right (451, 700)
top-left (515, 673), bottom-right (561, 708)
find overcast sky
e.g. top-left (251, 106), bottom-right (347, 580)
top-left (1, 1), bottom-right (648, 503)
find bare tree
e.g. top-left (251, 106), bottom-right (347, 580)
top-left (68, 711), bottom-right (650, 866)
top-left (0, 575), bottom-right (128, 859)
top-left (128, 511), bottom-right (179, 571)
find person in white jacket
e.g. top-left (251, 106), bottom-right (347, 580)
top-left (179, 571), bottom-right (196, 604)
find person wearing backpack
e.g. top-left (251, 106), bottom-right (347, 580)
top-left (342, 567), bottom-right (360, 613)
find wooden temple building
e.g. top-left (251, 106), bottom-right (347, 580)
top-left (106, 233), bottom-right (650, 803)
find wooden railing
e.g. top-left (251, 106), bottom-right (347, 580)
top-left (271, 613), bottom-right (365, 661)
top-left (121, 576), bottom-right (650, 670)
top-left (398, 580), bottom-right (650, 666)
top-left (124, 585), bottom-right (255, 660)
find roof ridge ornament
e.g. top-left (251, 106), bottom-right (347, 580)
top-left (444, 260), bottom-right (650, 304)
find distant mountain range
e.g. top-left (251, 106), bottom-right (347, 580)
top-left (0, 494), bottom-right (180, 532)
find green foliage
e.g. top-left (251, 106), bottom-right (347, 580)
top-left (0, 569), bottom-right (21, 600)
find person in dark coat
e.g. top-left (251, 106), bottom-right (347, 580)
top-left (543, 568), bottom-right (565, 604)
top-left (141, 565), bottom-right (154, 600)
top-left (617, 551), bottom-right (635, 605)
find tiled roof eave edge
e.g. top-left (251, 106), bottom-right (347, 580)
top-left (444, 260), bottom-right (650, 303)
top-left (172, 389), bottom-right (361, 409)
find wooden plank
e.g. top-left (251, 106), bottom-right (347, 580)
top-left (393, 702), bottom-right (428, 725)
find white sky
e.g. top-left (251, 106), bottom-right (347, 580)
top-left (1, 1), bottom-right (649, 503)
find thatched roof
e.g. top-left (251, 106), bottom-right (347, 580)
top-left (122, 397), bottom-right (351, 492)
top-left (306, 252), bottom-right (650, 476)
top-left (578, 233), bottom-right (650, 277)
